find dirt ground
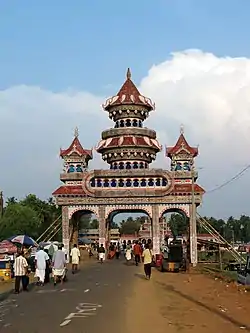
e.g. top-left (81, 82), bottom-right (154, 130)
top-left (126, 267), bottom-right (250, 332)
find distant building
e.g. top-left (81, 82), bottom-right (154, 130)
top-left (138, 217), bottom-right (172, 242)
top-left (197, 234), bottom-right (220, 243)
top-left (120, 234), bottom-right (138, 243)
top-left (79, 229), bottom-right (120, 243)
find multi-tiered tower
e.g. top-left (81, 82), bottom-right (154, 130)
top-left (96, 69), bottom-right (161, 169)
top-left (53, 69), bottom-right (205, 266)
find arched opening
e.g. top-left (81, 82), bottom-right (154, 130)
top-left (139, 162), bottom-right (144, 169)
top-left (111, 179), bottom-right (117, 187)
top-left (70, 210), bottom-right (99, 248)
top-left (132, 119), bottom-right (138, 127)
top-left (119, 162), bottom-right (124, 170)
top-left (126, 162), bottom-right (131, 169)
top-left (107, 209), bottom-right (152, 255)
top-left (103, 179), bottom-right (109, 187)
top-left (148, 178), bottom-right (154, 187)
top-left (76, 165), bottom-right (83, 172)
top-left (126, 119), bottom-right (131, 127)
top-left (133, 162), bottom-right (138, 169)
top-left (160, 209), bottom-right (189, 247)
top-left (125, 178), bottom-right (132, 187)
top-left (68, 165), bottom-right (75, 173)
top-left (120, 120), bottom-right (125, 127)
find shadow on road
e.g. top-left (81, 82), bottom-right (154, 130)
top-left (157, 281), bottom-right (250, 332)
top-left (134, 273), bottom-right (147, 280)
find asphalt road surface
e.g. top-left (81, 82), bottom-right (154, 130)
top-left (0, 258), bottom-right (138, 333)
top-left (2, 258), bottom-right (250, 333)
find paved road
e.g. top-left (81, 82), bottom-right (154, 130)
top-left (0, 258), bottom-right (139, 333)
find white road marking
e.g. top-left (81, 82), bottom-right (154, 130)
top-left (36, 290), bottom-right (57, 294)
top-left (60, 319), bottom-right (71, 327)
top-left (59, 302), bottom-right (102, 327)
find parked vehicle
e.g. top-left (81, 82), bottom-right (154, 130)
top-left (0, 256), bottom-right (14, 281)
top-left (158, 240), bottom-right (186, 272)
top-left (237, 253), bottom-right (250, 285)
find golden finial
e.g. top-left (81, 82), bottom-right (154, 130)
top-left (74, 126), bottom-right (79, 138)
top-left (126, 68), bottom-right (131, 80)
top-left (180, 124), bottom-right (184, 135)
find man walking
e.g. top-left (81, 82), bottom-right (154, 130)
top-left (142, 243), bottom-right (153, 280)
top-left (13, 250), bottom-right (28, 294)
top-left (98, 244), bottom-right (105, 264)
top-left (52, 244), bottom-right (66, 286)
top-left (133, 241), bottom-right (142, 266)
top-left (70, 244), bottom-right (80, 274)
top-left (35, 246), bottom-right (50, 286)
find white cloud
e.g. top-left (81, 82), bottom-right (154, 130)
top-left (1, 49), bottom-right (250, 218)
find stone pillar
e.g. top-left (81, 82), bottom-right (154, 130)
top-left (152, 205), bottom-right (160, 255)
top-left (71, 213), bottom-right (78, 246)
top-left (189, 204), bottom-right (198, 266)
top-left (62, 206), bottom-right (70, 256)
top-left (98, 206), bottom-right (106, 248)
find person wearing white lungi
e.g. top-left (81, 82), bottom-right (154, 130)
top-left (98, 244), bottom-right (105, 264)
top-left (35, 247), bottom-right (49, 286)
top-left (70, 244), bottom-right (80, 274)
top-left (52, 244), bottom-right (66, 286)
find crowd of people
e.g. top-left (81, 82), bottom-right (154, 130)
top-left (13, 243), bottom-right (81, 293)
top-left (13, 238), bottom-right (155, 293)
top-left (91, 239), bottom-right (154, 279)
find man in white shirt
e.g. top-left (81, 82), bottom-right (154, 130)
top-left (14, 250), bottom-right (28, 294)
top-left (35, 246), bottom-right (49, 286)
top-left (62, 243), bottom-right (69, 264)
top-left (70, 244), bottom-right (80, 274)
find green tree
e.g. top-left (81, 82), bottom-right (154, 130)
top-left (20, 194), bottom-right (61, 237)
top-left (120, 216), bottom-right (143, 234)
top-left (0, 203), bottom-right (42, 240)
top-left (90, 219), bottom-right (99, 229)
top-left (79, 213), bottom-right (92, 230)
top-left (168, 213), bottom-right (188, 237)
top-left (6, 197), bottom-right (18, 206)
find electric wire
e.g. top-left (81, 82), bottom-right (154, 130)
top-left (205, 163), bottom-right (250, 194)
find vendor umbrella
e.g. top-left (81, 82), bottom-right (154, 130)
top-left (8, 235), bottom-right (38, 247)
top-left (0, 240), bottom-right (17, 254)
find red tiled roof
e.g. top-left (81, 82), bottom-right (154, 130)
top-left (60, 136), bottom-right (92, 158)
top-left (166, 134), bottom-right (198, 157)
top-left (96, 135), bottom-right (161, 151)
top-left (102, 69), bottom-right (155, 110)
top-left (171, 183), bottom-right (205, 194)
top-left (52, 185), bottom-right (88, 196)
top-left (53, 182), bottom-right (205, 197)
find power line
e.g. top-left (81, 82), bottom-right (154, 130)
top-left (206, 164), bottom-right (250, 194)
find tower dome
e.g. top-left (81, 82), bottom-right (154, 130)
top-left (96, 69), bottom-right (161, 170)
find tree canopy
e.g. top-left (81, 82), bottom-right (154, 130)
top-left (0, 194), bottom-right (61, 241)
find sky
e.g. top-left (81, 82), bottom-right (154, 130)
top-left (1, 0), bottom-right (250, 219)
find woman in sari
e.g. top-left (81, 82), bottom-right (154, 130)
top-left (108, 243), bottom-right (116, 259)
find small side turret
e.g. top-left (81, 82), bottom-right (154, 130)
top-left (60, 127), bottom-right (93, 174)
top-left (166, 126), bottom-right (198, 172)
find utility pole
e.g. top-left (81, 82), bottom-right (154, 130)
top-left (0, 191), bottom-right (3, 217)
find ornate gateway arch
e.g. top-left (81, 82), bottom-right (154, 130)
top-left (53, 69), bottom-right (205, 265)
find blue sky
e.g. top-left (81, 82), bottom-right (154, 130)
top-left (1, 0), bottom-right (250, 219)
top-left (1, 0), bottom-right (250, 92)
